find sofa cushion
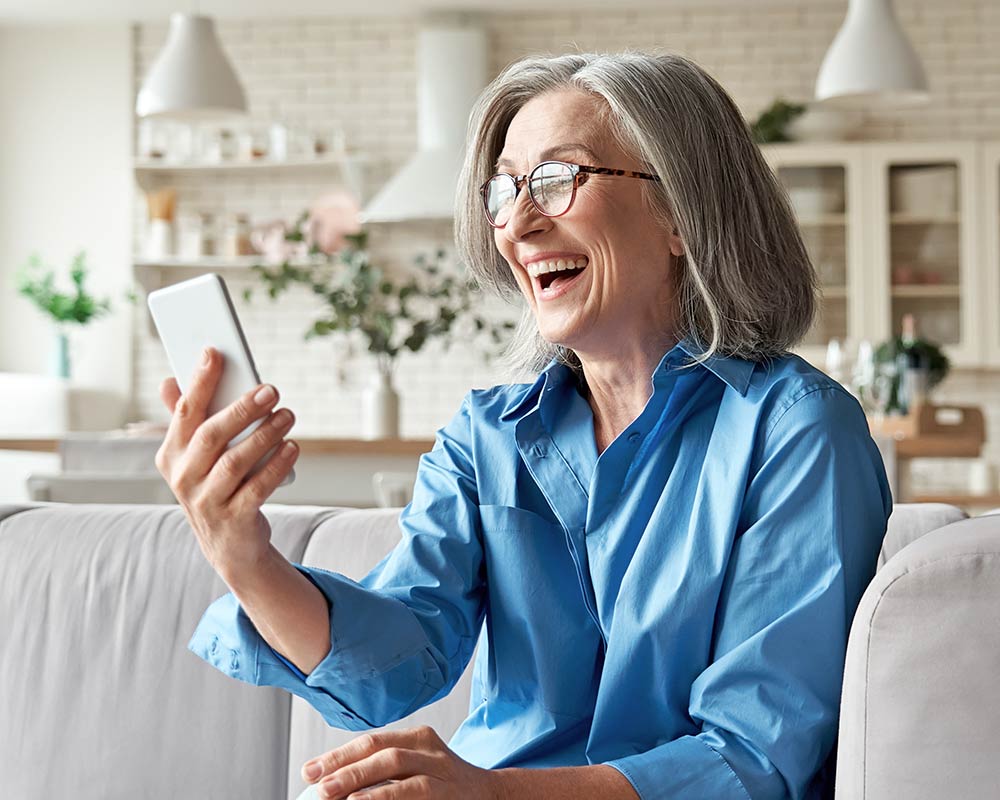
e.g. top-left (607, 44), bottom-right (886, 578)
top-left (0, 502), bottom-right (332, 800)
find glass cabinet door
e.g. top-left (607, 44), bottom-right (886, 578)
top-left (984, 144), bottom-right (1000, 367)
top-left (867, 143), bottom-right (982, 366)
top-left (762, 144), bottom-right (867, 367)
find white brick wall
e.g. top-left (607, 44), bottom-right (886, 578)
top-left (131, 2), bottom-right (1000, 495)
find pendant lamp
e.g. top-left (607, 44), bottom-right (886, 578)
top-left (136, 13), bottom-right (247, 119)
top-left (815, 0), bottom-right (929, 106)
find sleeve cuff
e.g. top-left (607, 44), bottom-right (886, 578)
top-left (605, 735), bottom-right (752, 800)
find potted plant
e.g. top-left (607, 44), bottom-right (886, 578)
top-left (243, 224), bottom-right (514, 439)
top-left (15, 252), bottom-right (134, 379)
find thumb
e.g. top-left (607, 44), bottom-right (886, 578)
top-left (159, 376), bottom-right (181, 413)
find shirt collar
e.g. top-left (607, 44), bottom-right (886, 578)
top-left (498, 338), bottom-right (755, 423)
top-left (665, 338), bottom-right (755, 396)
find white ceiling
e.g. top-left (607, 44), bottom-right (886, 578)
top-left (0, 0), bottom-right (837, 25)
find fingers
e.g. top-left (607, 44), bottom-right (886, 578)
top-left (324, 777), bottom-right (429, 800)
top-left (304, 728), bottom-right (440, 783)
top-left (326, 777), bottom-right (432, 800)
top-left (317, 749), bottom-right (440, 800)
top-left (159, 376), bottom-right (180, 414)
top-left (221, 422), bottom-right (299, 509)
top-left (167, 347), bottom-right (225, 446)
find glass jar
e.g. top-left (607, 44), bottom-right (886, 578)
top-left (221, 213), bottom-right (253, 258)
top-left (177, 213), bottom-right (204, 261)
top-left (200, 212), bottom-right (218, 256)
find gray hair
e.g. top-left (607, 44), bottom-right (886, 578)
top-left (455, 51), bottom-right (817, 376)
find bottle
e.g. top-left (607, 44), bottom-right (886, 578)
top-left (897, 313), bottom-right (929, 414)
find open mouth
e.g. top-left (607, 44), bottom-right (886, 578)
top-left (526, 257), bottom-right (589, 294)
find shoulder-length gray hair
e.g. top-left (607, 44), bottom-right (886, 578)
top-left (455, 51), bottom-right (817, 376)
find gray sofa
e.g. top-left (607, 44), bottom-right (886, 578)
top-left (0, 501), bottom-right (997, 799)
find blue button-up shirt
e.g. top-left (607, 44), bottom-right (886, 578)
top-left (189, 341), bottom-right (892, 800)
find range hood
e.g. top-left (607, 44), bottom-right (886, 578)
top-left (361, 23), bottom-right (488, 223)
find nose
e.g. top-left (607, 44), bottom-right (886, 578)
top-left (500, 185), bottom-right (551, 243)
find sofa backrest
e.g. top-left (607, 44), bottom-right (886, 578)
top-left (0, 502), bottom-right (328, 800)
top-left (285, 507), bottom-right (475, 799)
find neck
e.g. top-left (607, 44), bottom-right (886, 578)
top-left (577, 335), bottom-right (678, 454)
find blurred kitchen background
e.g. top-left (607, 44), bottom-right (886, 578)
top-left (1, 0), bottom-right (999, 510)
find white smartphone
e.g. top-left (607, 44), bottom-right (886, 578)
top-left (147, 273), bottom-right (295, 487)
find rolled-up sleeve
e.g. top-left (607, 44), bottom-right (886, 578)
top-left (606, 387), bottom-right (892, 799)
top-left (188, 395), bottom-right (486, 731)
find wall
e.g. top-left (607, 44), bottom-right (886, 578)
top-left (127, 2), bottom-right (1000, 496)
top-left (0, 24), bottom-right (133, 397)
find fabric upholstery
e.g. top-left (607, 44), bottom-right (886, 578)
top-left (836, 513), bottom-right (1000, 799)
top-left (0, 503), bottom-right (329, 800)
top-left (286, 507), bottom-right (475, 799)
top-left (878, 502), bottom-right (967, 569)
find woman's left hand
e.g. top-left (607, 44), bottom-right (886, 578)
top-left (301, 725), bottom-right (502, 800)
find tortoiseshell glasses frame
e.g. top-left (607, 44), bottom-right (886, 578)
top-left (479, 160), bottom-right (661, 229)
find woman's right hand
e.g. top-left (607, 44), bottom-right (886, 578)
top-left (154, 346), bottom-right (300, 578)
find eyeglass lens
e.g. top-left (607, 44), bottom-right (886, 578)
top-left (485, 162), bottom-right (575, 226)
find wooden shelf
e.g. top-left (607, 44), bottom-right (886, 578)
top-left (909, 493), bottom-right (1000, 508)
top-left (891, 284), bottom-right (961, 298)
top-left (0, 436), bottom-right (433, 457)
top-left (820, 286), bottom-right (848, 299)
top-left (0, 438), bottom-right (59, 453)
top-left (890, 212), bottom-right (960, 225)
top-left (796, 213), bottom-right (847, 227)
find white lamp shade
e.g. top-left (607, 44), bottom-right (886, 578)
top-left (136, 14), bottom-right (247, 120)
top-left (815, 0), bottom-right (929, 106)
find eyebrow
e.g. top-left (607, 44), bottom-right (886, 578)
top-left (494, 142), bottom-right (602, 172)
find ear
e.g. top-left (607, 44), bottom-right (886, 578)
top-left (667, 225), bottom-right (685, 258)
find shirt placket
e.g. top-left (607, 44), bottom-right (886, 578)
top-left (515, 412), bottom-right (606, 646)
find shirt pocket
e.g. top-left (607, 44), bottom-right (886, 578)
top-left (476, 504), bottom-right (602, 720)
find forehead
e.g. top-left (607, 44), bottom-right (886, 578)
top-left (496, 89), bottom-right (610, 170)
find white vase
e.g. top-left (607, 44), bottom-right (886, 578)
top-left (361, 364), bottom-right (399, 440)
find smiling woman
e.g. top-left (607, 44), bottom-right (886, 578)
top-left (184, 51), bottom-right (891, 800)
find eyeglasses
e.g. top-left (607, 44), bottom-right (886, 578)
top-left (480, 160), bottom-right (660, 229)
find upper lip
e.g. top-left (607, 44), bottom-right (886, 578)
top-left (519, 251), bottom-right (589, 266)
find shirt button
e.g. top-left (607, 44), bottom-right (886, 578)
top-left (627, 431), bottom-right (642, 444)
top-left (531, 443), bottom-right (547, 457)
top-left (209, 637), bottom-right (218, 655)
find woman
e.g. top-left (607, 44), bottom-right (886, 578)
top-left (157, 53), bottom-right (891, 800)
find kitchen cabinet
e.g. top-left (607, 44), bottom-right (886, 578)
top-left (983, 144), bottom-right (1000, 368)
top-left (763, 141), bottom-right (989, 368)
top-left (866, 143), bottom-right (981, 367)
top-left (763, 144), bottom-right (867, 366)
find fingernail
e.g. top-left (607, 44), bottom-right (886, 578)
top-left (202, 347), bottom-right (213, 367)
top-left (254, 385), bottom-right (276, 406)
top-left (304, 761), bottom-right (322, 781)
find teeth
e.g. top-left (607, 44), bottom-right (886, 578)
top-left (525, 257), bottom-right (589, 278)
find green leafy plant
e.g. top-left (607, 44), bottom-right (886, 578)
top-left (751, 99), bottom-right (807, 144)
top-left (15, 251), bottom-right (132, 325)
top-left (242, 226), bottom-right (514, 370)
top-left (874, 335), bottom-right (950, 414)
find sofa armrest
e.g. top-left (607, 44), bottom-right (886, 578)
top-left (836, 513), bottom-right (1000, 799)
top-left (879, 502), bottom-right (966, 570)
